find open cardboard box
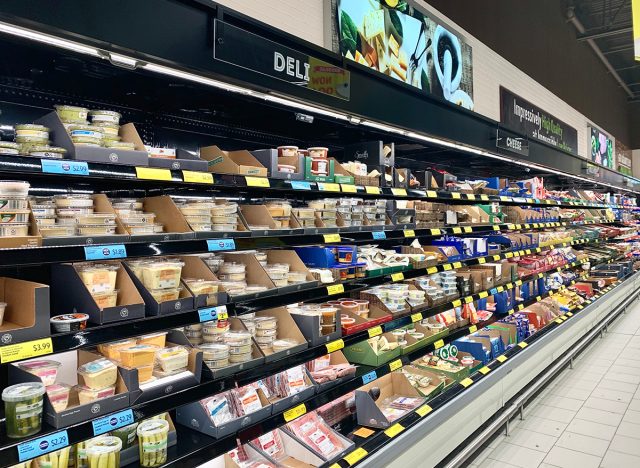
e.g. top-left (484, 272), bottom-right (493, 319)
top-left (340, 304), bottom-right (392, 335)
top-left (401, 321), bottom-right (449, 354)
top-left (9, 350), bottom-right (130, 428)
top-left (120, 330), bottom-right (202, 404)
top-left (179, 255), bottom-right (228, 308)
top-left (221, 446), bottom-right (275, 468)
top-left (251, 149), bottom-right (304, 180)
top-left (279, 423), bottom-right (354, 466)
top-left (221, 252), bottom-right (277, 300)
top-left (176, 387), bottom-right (272, 439)
top-left (251, 307), bottom-right (308, 363)
top-left (360, 290), bottom-right (411, 316)
top-left (355, 372), bottom-right (425, 429)
top-left (0, 207), bottom-right (41, 248)
top-left (0, 278), bottom-right (50, 344)
top-left (36, 112), bottom-right (149, 166)
top-left (202, 317), bottom-right (265, 379)
top-left (250, 427), bottom-right (333, 468)
top-left (330, 158), bottom-right (356, 185)
top-left (343, 331), bottom-right (401, 366)
top-left (123, 262), bottom-right (195, 316)
top-left (200, 145), bottom-right (267, 176)
top-left (51, 262), bottom-right (145, 325)
top-left (306, 350), bottom-right (353, 393)
top-left (268, 368), bottom-right (316, 413)
top-left (265, 250), bottom-right (318, 293)
top-left (290, 306), bottom-right (342, 346)
top-left (400, 365), bottom-right (448, 399)
top-left (240, 204), bottom-right (304, 236)
top-left (35, 194), bottom-right (129, 246)
top-left (412, 353), bottom-right (472, 381)
top-left (123, 195), bottom-right (195, 241)
top-left (192, 209), bottom-right (251, 240)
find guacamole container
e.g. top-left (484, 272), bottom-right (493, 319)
top-left (2, 382), bottom-right (46, 438)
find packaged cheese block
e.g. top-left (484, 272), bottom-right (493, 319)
top-left (119, 344), bottom-right (159, 368)
top-left (388, 55), bottom-right (407, 82)
top-left (77, 358), bottom-right (118, 390)
top-left (76, 384), bottom-right (116, 405)
top-left (76, 264), bottom-right (119, 294)
top-left (155, 346), bottom-right (189, 372)
top-left (363, 9), bottom-right (385, 41)
top-left (375, 36), bottom-right (388, 73)
top-left (98, 339), bottom-right (136, 362)
top-left (389, 34), bottom-right (400, 57)
top-left (139, 259), bottom-right (184, 289)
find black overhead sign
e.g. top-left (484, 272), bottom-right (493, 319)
top-left (214, 19), bottom-right (350, 100)
top-left (500, 87), bottom-right (578, 156)
top-left (496, 128), bottom-right (529, 157)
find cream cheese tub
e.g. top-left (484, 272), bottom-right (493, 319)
top-left (50, 313), bottom-right (89, 332)
top-left (0, 210), bottom-right (30, 223)
top-left (3, 382), bottom-right (45, 438)
top-left (76, 213), bottom-right (116, 225)
top-left (77, 224), bottom-right (117, 236)
top-left (55, 105), bottom-right (88, 124)
top-left (26, 145), bottom-right (67, 159)
top-left (15, 124), bottom-right (49, 144)
top-left (0, 196), bottom-right (28, 211)
top-left (77, 358), bottom-right (117, 389)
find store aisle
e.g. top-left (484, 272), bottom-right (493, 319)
top-left (468, 298), bottom-right (640, 468)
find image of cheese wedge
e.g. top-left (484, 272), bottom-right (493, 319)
top-left (364, 9), bottom-right (385, 41)
top-left (389, 34), bottom-right (400, 57)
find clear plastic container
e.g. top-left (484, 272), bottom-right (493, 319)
top-left (76, 384), bottom-right (116, 405)
top-left (50, 313), bottom-right (89, 332)
top-left (106, 140), bottom-right (136, 150)
top-left (197, 343), bottom-right (229, 361)
top-left (140, 260), bottom-right (184, 289)
top-left (76, 213), bottom-right (116, 225)
top-left (2, 382), bottom-right (45, 438)
top-left (40, 225), bottom-right (77, 238)
top-left (272, 339), bottom-right (299, 353)
top-left (16, 360), bottom-right (61, 386)
top-left (222, 331), bottom-right (253, 347)
top-left (254, 316), bottom-right (278, 330)
top-left (76, 263), bottom-right (119, 293)
top-left (15, 124), bottom-right (49, 144)
top-left (0, 141), bottom-right (20, 155)
top-left (119, 345), bottom-right (159, 367)
top-left (155, 346), bottom-right (189, 372)
top-left (95, 123), bottom-right (120, 137)
top-left (57, 207), bottom-right (94, 218)
top-left (86, 436), bottom-right (122, 468)
top-left (137, 419), bottom-right (169, 467)
top-left (55, 105), bottom-right (88, 124)
top-left (112, 199), bottom-right (143, 210)
top-left (0, 180), bottom-right (30, 197)
top-left (92, 290), bottom-right (118, 310)
top-left (229, 352), bottom-right (252, 363)
top-left (127, 224), bottom-right (156, 234)
top-left (26, 145), bottom-right (67, 159)
top-left (0, 196), bottom-right (29, 212)
top-left (54, 195), bottom-right (94, 208)
top-left (148, 287), bottom-right (181, 303)
top-left (68, 125), bottom-right (104, 145)
top-left (98, 339), bottom-right (136, 361)
top-left (89, 110), bottom-right (121, 125)
top-left (179, 206), bottom-right (211, 216)
top-left (77, 358), bottom-right (118, 389)
top-left (122, 363), bottom-right (153, 383)
top-left (46, 383), bottom-right (71, 412)
top-left (137, 332), bottom-right (167, 348)
top-left (184, 278), bottom-right (219, 296)
top-left (189, 223), bottom-right (213, 232)
top-left (77, 224), bottom-right (117, 236)
top-left (120, 213), bottom-right (156, 225)
top-left (112, 422), bottom-right (139, 449)
top-left (35, 216), bottom-right (56, 226)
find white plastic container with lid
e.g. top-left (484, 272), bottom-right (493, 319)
top-left (54, 194), bottom-right (94, 208)
top-left (86, 435), bottom-right (122, 468)
top-left (155, 346), bottom-right (189, 372)
top-left (137, 419), bottom-right (170, 467)
top-left (0, 180), bottom-right (30, 197)
top-left (77, 358), bottom-right (118, 389)
top-left (16, 360), bottom-right (61, 386)
top-left (76, 263), bottom-right (119, 294)
top-left (2, 382), bottom-right (45, 438)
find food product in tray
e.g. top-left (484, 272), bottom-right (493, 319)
top-left (119, 344), bottom-right (159, 367)
top-left (286, 412), bottom-right (349, 460)
top-left (76, 384), bottom-right (116, 405)
top-left (139, 259), bottom-right (184, 289)
top-left (201, 392), bottom-right (235, 426)
top-left (77, 358), bottom-right (118, 389)
top-left (231, 385), bottom-right (264, 416)
top-left (378, 395), bottom-right (424, 422)
top-left (2, 382), bottom-right (45, 438)
top-left (76, 263), bottom-right (119, 293)
top-left (46, 383), bottom-right (71, 412)
top-left (252, 430), bottom-right (286, 460)
top-left (16, 360), bottom-right (61, 386)
top-left (155, 346), bottom-right (189, 372)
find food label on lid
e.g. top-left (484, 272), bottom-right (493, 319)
top-left (206, 239), bottom-right (235, 252)
top-left (1, 338), bottom-right (53, 364)
top-left (17, 430), bottom-right (68, 462)
top-left (41, 159), bottom-right (89, 176)
top-left (84, 244), bottom-right (127, 261)
top-left (92, 409), bottom-right (134, 436)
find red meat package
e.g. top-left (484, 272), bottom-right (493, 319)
top-left (252, 430), bottom-right (286, 460)
top-left (286, 412), bottom-right (348, 460)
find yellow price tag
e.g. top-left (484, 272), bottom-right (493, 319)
top-left (555, 318), bottom-right (563, 324)
top-left (453, 262), bottom-right (462, 268)
top-left (480, 195), bottom-right (489, 201)
top-left (452, 299), bottom-right (462, 307)
top-left (430, 228), bottom-right (442, 236)
top-left (217, 311), bottom-right (229, 320)
top-left (479, 366), bottom-right (491, 375)
top-left (566, 312), bottom-right (573, 317)
top-left (391, 272), bottom-right (404, 282)
top-left (365, 186), bottom-right (381, 194)
top-left (525, 249), bottom-right (531, 255)
top-left (507, 224), bottom-right (516, 230)
top-left (515, 224), bottom-right (522, 230)
top-left (426, 190), bottom-right (438, 198)
top-left (497, 286), bottom-right (505, 293)
top-left (463, 227), bottom-right (473, 233)
top-left (416, 404), bottom-right (433, 417)
top-left (384, 423), bottom-right (405, 438)
top-left (500, 196), bottom-right (510, 201)
top-left (518, 304), bottom-right (525, 310)
top-left (323, 233), bottom-right (341, 243)
top-left (493, 225), bottom-right (500, 231)
top-left (245, 176), bottom-right (270, 187)
top-left (327, 284), bottom-right (344, 295)
top-left (460, 378), bottom-right (473, 388)
top-left (319, 182), bottom-right (340, 192)
top-left (478, 257), bottom-right (486, 264)
top-left (404, 230), bottom-right (416, 238)
top-left (469, 325), bottom-right (478, 334)
top-left (427, 267), bottom-right (438, 274)
top-left (518, 342), bottom-right (528, 349)
top-left (326, 339), bottom-right (344, 353)
top-left (493, 255), bottom-right (501, 261)
top-left (505, 252), bottom-right (514, 258)
top-left (344, 448), bottom-right (368, 466)
top-left (283, 403), bottom-right (307, 422)
top-left (434, 339), bottom-right (445, 349)
top-left (479, 291), bottom-right (489, 298)
top-left (182, 170), bottom-right (213, 184)
top-left (536, 296), bottom-right (542, 302)
top-left (368, 326), bottom-right (383, 338)
top-left (411, 313), bottom-right (422, 323)
top-left (341, 184), bottom-right (357, 193)
top-left (452, 227), bottom-right (462, 234)
top-left (136, 167), bottom-right (172, 181)
top-left (464, 296), bottom-right (473, 304)
top-left (450, 192), bottom-right (461, 199)
top-left (467, 194), bottom-right (476, 201)
top-left (389, 359), bottom-right (403, 371)
top-left (0, 338), bottom-right (53, 364)
top-left (391, 188), bottom-right (407, 196)
top-left (508, 309), bottom-right (514, 315)
top-left (443, 264), bottom-right (453, 271)
top-left (497, 355), bottom-right (508, 363)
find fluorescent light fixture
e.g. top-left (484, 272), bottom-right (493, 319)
top-left (362, 120), bottom-right (408, 135)
top-left (264, 95), bottom-right (349, 121)
top-left (106, 52), bottom-right (138, 69)
top-left (142, 62), bottom-right (255, 95)
top-left (0, 21), bottom-right (100, 57)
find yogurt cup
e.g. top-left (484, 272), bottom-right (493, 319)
top-left (50, 313), bottom-right (89, 332)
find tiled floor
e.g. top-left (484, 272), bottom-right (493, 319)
top-left (468, 298), bottom-right (640, 468)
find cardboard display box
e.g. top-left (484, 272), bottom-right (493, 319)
top-left (342, 140), bottom-right (395, 168)
top-left (331, 158), bottom-right (356, 185)
top-left (303, 156), bottom-right (335, 183)
top-left (123, 195), bottom-right (195, 241)
top-left (306, 350), bottom-right (352, 393)
top-left (343, 331), bottom-right (401, 366)
top-left (251, 149), bottom-right (305, 180)
top-left (221, 252), bottom-right (278, 300)
top-left (250, 307), bottom-right (308, 363)
top-left (51, 262), bottom-right (145, 325)
top-left (400, 365), bottom-right (447, 399)
top-left (340, 306), bottom-right (393, 335)
top-left (265, 250), bottom-right (318, 294)
top-left (200, 145), bottom-right (268, 176)
top-left (290, 306), bottom-right (342, 346)
top-left (9, 350), bottom-right (130, 428)
top-left (401, 322), bottom-right (449, 355)
top-left (0, 278), bottom-right (50, 344)
top-left (179, 256), bottom-right (228, 308)
top-left (250, 428), bottom-right (333, 468)
top-left (240, 204), bottom-right (304, 237)
top-left (279, 424), bottom-right (354, 466)
top-left (268, 369), bottom-right (316, 413)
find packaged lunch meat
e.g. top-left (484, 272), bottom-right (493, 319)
top-left (252, 430), bottom-right (286, 460)
top-left (201, 393), bottom-right (234, 426)
top-left (286, 412), bottom-right (348, 460)
top-left (231, 385), bottom-right (263, 416)
top-left (379, 395), bottom-right (424, 422)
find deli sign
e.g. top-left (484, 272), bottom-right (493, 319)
top-left (214, 19), bottom-right (350, 100)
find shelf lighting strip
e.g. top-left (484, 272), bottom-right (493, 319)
top-left (0, 21), bottom-right (637, 196)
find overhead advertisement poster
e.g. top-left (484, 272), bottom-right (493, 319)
top-left (590, 126), bottom-right (614, 169)
top-left (336, 0), bottom-right (474, 110)
top-left (616, 139), bottom-right (632, 176)
top-left (634, 0), bottom-right (640, 61)
top-left (499, 87), bottom-right (578, 155)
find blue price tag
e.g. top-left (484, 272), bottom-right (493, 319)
top-left (291, 181), bottom-right (311, 190)
top-left (206, 239), bottom-right (236, 252)
top-left (41, 159), bottom-right (89, 176)
top-left (92, 409), bottom-right (134, 436)
top-left (362, 371), bottom-right (377, 384)
top-left (198, 306), bottom-right (225, 322)
top-left (84, 244), bottom-right (127, 261)
top-left (17, 430), bottom-right (69, 462)
top-left (372, 231), bottom-right (387, 240)
top-left (489, 288), bottom-right (497, 296)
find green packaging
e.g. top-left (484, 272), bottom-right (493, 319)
top-left (2, 382), bottom-right (45, 438)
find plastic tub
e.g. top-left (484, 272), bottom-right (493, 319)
top-left (137, 332), bottom-right (167, 348)
top-left (112, 422), bottom-right (139, 449)
top-left (76, 213), bottom-right (116, 225)
top-left (254, 316), bottom-right (278, 330)
top-left (155, 346), bottom-right (189, 372)
top-left (0, 141), bottom-right (20, 155)
top-left (77, 358), bottom-right (118, 389)
top-left (85, 435), bottom-right (123, 468)
top-left (16, 360), bottom-right (61, 386)
top-left (119, 345), bottom-right (159, 367)
top-left (55, 105), bottom-right (88, 123)
top-left (211, 214), bottom-right (238, 225)
top-left (40, 225), bottom-right (76, 237)
top-left (46, 383), bottom-right (71, 411)
top-left (147, 287), bottom-right (181, 303)
top-left (76, 263), bottom-right (119, 293)
top-left (92, 290), bottom-right (118, 309)
top-left (15, 124), bottom-right (49, 144)
top-left (137, 419), bottom-right (170, 467)
top-left (126, 224), bottom-right (155, 234)
top-left (106, 140), bottom-right (135, 150)
top-left (272, 339), bottom-right (298, 353)
top-left (0, 181), bottom-right (30, 197)
top-left (26, 145), bottom-right (67, 159)
top-left (76, 384), bottom-right (116, 405)
top-left (277, 146), bottom-right (298, 157)
top-left (140, 260), bottom-right (184, 289)
top-left (68, 125), bottom-right (104, 145)
top-left (56, 207), bottom-right (94, 218)
top-left (54, 195), bottom-right (94, 208)
top-left (112, 199), bottom-right (144, 210)
top-left (94, 123), bottom-right (120, 136)
top-left (0, 196), bottom-right (28, 212)
top-left (120, 213), bottom-right (156, 225)
top-left (77, 224), bottom-right (117, 236)
top-left (122, 363), bottom-right (153, 383)
top-left (89, 110), bottom-right (121, 125)
top-left (35, 216), bottom-right (56, 226)
top-left (308, 147), bottom-right (328, 158)
top-left (197, 343), bottom-right (229, 361)
top-left (204, 357), bottom-right (229, 369)
top-left (3, 382), bottom-right (45, 438)
top-left (98, 339), bottom-right (136, 361)
top-left (184, 278), bottom-right (219, 295)
top-left (50, 313), bottom-right (89, 332)
top-left (229, 352), bottom-right (252, 363)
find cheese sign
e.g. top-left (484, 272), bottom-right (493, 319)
top-left (136, 167), bottom-right (172, 181)
top-left (17, 430), bottom-right (69, 462)
top-left (182, 170), bottom-right (213, 184)
top-left (283, 404), bottom-right (307, 422)
top-left (389, 359), bottom-right (403, 371)
top-left (206, 239), bottom-right (236, 252)
top-left (368, 326), bottom-right (383, 338)
top-left (41, 159), bottom-right (89, 176)
top-left (84, 244), bottom-right (127, 260)
top-left (362, 370), bottom-right (377, 384)
top-left (0, 338), bottom-right (53, 364)
top-left (327, 284), bottom-right (344, 295)
top-left (323, 233), bottom-right (341, 243)
top-left (245, 176), bottom-right (270, 187)
top-left (326, 339), bottom-right (344, 353)
top-left (92, 409), bottom-right (135, 436)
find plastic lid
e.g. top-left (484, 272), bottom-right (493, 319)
top-left (120, 344), bottom-right (158, 353)
top-left (138, 331), bottom-right (168, 340)
top-left (86, 436), bottom-right (122, 454)
top-left (17, 360), bottom-right (61, 371)
top-left (89, 110), bottom-right (121, 117)
top-left (2, 382), bottom-right (45, 402)
top-left (55, 105), bottom-right (88, 111)
top-left (0, 142), bottom-right (19, 148)
top-left (50, 313), bottom-right (89, 323)
top-left (46, 383), bottom-right (71, 396)
top-left (76, 263), bottom-right (119, 273)
top-left (137, 418), bottom-right (169, 436)
top-left (68, 124), bottom-right (103, 132)
top-left (78, 358), bottom-right (116, 375)
top-left (15, 124), bottom-right (48, 131)
top-left (27, 145), bottom-right (67, 153)
top-left (156, 345), bottom-right (188, 358)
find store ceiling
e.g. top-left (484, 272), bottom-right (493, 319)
top-left (570, 0), bottom-right (638, 100)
